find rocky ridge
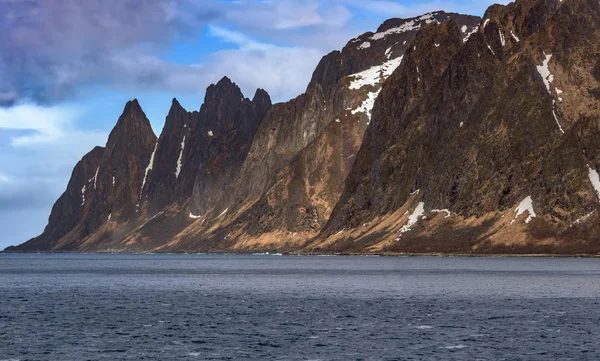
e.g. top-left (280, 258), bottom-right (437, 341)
top-left (7, 0), bottom-right (600, 255)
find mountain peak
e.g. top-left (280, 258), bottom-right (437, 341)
top-left (168, 98), bottom-right (186, 114)
top-left (205, 76), bottom-right (243, 101)
top-left (217, 76), bottom-right (232, 85)
top-left (252, 88), bottom-right (272, 109)
top-left (106, 99), bottom-right (156, 154)
top-left (118, 98), bottom-right (146, 121)
top-left (123, 98), bottom-right (142, 113)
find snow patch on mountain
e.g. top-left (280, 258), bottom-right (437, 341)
top-left (358, 42), bottom-right (371, 50)
top-left (511, 30), bottom-right (520, 42)
top-left (399, 202), bottom-right (425, 233)
top-left (536, 53), bottom-right (565, 133)
top-left (347, 56), bottom-right (404, 120)
top-left (189, 212), bottom-right (202, 219)
top-left (140, 142), bottom-right (158, 198)
top-left (511, 196), bottom-right (536, 224)
top-left (431, 209), bottom-right (451, 219)
top-left (175, 135), bottom-right (186, 179)
top-left (571, 210), bottom-right (596, 227)
top-left (93, 167), bottom-right (99, 190)
top-left (348, 56), bottom-right (403, 90)
top-left (371, 13), bottom-right (437, 40)
top-left (588, 166), bottom-right (600, 200)
top-left (462, 26), bottom-right (478, 42)
top-left (536, 53), bottom-right (554, 94)
top-left (351, 91), bottom-right (379, 120)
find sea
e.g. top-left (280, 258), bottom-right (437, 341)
top-left (1, 253), bottom-right (599, 360)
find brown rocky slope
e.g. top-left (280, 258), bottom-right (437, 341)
top-left (315, 0), bottom-right (600, 255)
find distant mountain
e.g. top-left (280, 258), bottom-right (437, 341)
top-left (8, 0), bottom-right (600, 255)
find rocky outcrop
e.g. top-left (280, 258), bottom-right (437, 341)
top-left (165, 12), bottom-right (481, 252)
top-left (142, 98), bottom-right (197, 216)
top-left (4, 146), bottom-right (105, 252)
top-left (10, 100), bottom-right (158, 252)
top-left (108, 78), bottom-right (271, 252)
top-left (315, 0), bottom-right (600, 255)
top-left (189, 78), bottom-right (271, 217)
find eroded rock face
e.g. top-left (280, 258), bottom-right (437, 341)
top-left (142, 99), bottom-right (197, 216)
top-left (116, 78), bottom-right (272, 251)
top-left (316, 0), bottom-right (600, 255)
top-left (189, 78), bottom-right (271, 217)
top-left (169, 12), bottom-right (481, 252)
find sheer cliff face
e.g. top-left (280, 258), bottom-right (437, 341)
top-left (140, 78), bottom-right (271, 218)
top-left (12, 79), bottom-right (269, 252)
top-left (169, 12), bottom-right (481, 251)
top-left (317, 0), bottom-right (600, 255)
top-left (189, 78), bottom-right (271, 217)
top-left (142, 99), bottom-right (196, 216)
top-left (217, 11), bottom-right (480, 212)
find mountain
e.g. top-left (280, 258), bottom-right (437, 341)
top-left (7, 0), bottom-right (600, 255)
top-left (7, 100), bottom-right (158, 252)
top-left (134, 11), bottom-right (481, 252)
top-left (314, 0), bottom-right (600, 255)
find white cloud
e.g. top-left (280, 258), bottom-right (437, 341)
top-left (0, 103), bottom-right (107, 248)
top-left (0, 171), bottom-right (11, 183)
top-left (201, 0), bottom-right (348, 30)
top-left (72, 27), bottom-right (324, 103)
top-left (205, 27), bottom-right (323, 100)
top-left (0, 104), bottom-right (84, 146)
top-left (341, 0), bottom-right (511, 17)
top-left (208, 25), bottom-right (276, 51)
top-left (0, 0), bottom-right (354, 106)
top-left (208, 46), bottom-right (323, 102)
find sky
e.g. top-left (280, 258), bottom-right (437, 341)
top-left (0, 0), bottom-right (509, 250)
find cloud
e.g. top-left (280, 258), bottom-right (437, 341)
top-left (341, 0), bottom-right (510, 18)
top-left (204, 26), bottom-right (324, 100)
top-left (0, 103), bottom-right (83, 146)
top-left (207, 48), bottom-right (323, 102)
top-left (0, 103), bottom-right (107, 247)
top-left (0, 0), bottom-right (509, 108)
top-left (0, 0), bottom-right (354, 106)
top-left (208, 25), bottom-right (275, 51)
top-left (0, 104), bottom-right (107, 206)
top-left (0, 0), bottom-right (216, 106)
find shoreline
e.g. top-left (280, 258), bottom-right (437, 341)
top-left (2, 250), bottom-right (600, 258)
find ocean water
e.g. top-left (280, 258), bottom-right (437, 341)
top-left (1, 254), bottom-right (599, 360)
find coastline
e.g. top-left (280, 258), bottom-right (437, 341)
top-left (2, 249), bottom-right (600, 258)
